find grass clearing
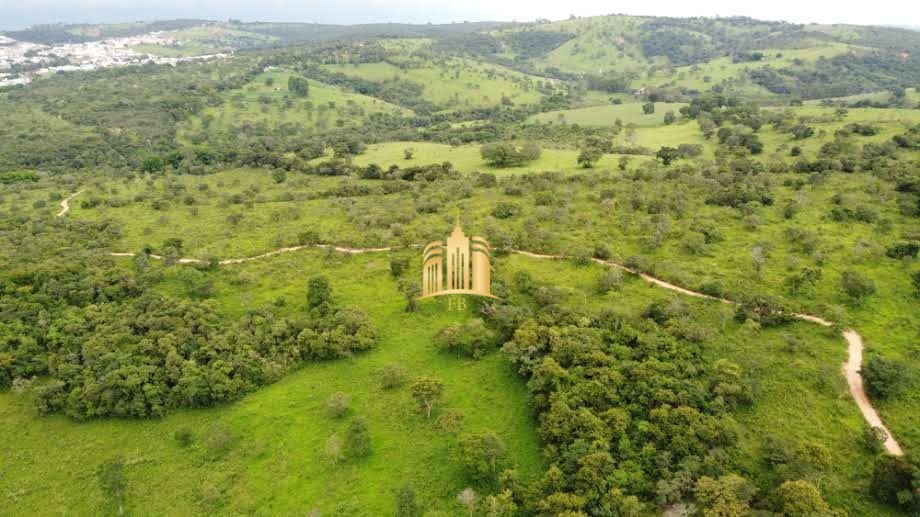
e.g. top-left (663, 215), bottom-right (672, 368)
top-left (527, 101), bottom-right (688, 127)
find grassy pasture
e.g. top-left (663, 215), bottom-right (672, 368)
top-left (0, 248), bottom-right (544, 515)
top-left (178, 70), bottom-right (411, 140)
top-left (527, 15), bottom-right (649, 75)
top-left (321, 58), bottom-right (552, 110)
top-left (642, 43), bottom-right (856, 92)
top-left (0, 230), bottom-right (898, 514)
top-left (527, 101), bottom-right (688, 127)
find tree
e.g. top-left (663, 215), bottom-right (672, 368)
top-left (663, 110), bottom-right (676, 125)
top-left (410, 377), bottom-right (444, 418)
top-left (97, 456), bottom-right (127, 515)
top-left (403, 147), bottom-right (415, 160)
top-left (642, 102), bottom-right (655, 114)
top-left (577, 146), bottom-right (603, 168)
top-left (456, 487), bottom-right (479, 517)
top-left (345, 417), bottom-right (371, 459)
top-left (456, 431), bottom-right (508, 483)
top-left (870, 454), bottom-right (919, 510)
top-left (656, 146), bottom-right (681, 166)
top-left (288, 75), bottom-right (309, 97)
top-left (840, 270), bottom-right (876, 304)
top-left (271, 169), bottom-right (287, 184)
top-left (774, 480), bottom-right (831, 516)
top-left (395, 483), bottom-right (420, 517)
top-left (483, 489), bottom-right (517, 516)
top-left (693, 474), bottom-right (754, 517)
top-left (480, 142), bottom-right (541, 167)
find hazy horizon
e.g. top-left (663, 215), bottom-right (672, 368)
top-left (2, 0), bottom-right (919, 32)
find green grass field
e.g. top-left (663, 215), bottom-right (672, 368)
top-left (321, 58), bottom-right (553, 110)
top-left (527, 102), bottom-right (687, 127)
top-left (523, 15), bottom-right (649, 75)
top-left (178, 70), bottom-right (412, 140)
top-left (0, 220), bottom-right (899, 513)
top-left (0, 249), bottom-right (545, 515)
top-left (2, 24), bottom-right (920, 513)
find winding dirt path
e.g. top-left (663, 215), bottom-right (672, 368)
top-left (56, 189), bottom-right (85, 217)
top-left (59, 192), bottom-right (903, 455)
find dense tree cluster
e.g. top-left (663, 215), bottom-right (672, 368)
top-left (0, 215), bottom-right (375, 418)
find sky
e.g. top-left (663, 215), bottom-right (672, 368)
top-left (2, 0), bottom-right (919, 31)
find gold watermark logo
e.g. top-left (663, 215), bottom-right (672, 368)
top-left (420, 217), bottom-right (499, 301)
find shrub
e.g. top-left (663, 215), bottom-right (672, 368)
top-left (596, 268), bottom-right (623, 294)
top-left (885, 241), bottom-right (920, 259)
top-left (592, 243), bottom-right (611, 260)
top-left (326, 391), bottom-right (352, 418)
top-left (840, 271), bottom-right (876, 304)
top-left (345, 417), bottom-right (371, 459)
top-left (491, 202), bottom-right (520, 219)
top-left (97, 456), bottom-right (128, 514)
top-left (395, 483), bottom-right (420, 517)
top-left (861, 425), bottom-right (887, 453)
top-left (456, 431), bottom-right (508, 484)
top-left (436, 409), bottom-right (465, 434)
top-left (435, 319), bottom-right (496, 358)
top-left (379, 363), bottom-right (408, 389)
top-left (734, 295), bottom-right (793, 327)
top-left (174, 428), bottom-right (195, 447)
top-left (389, 256), bottom-right (410, 278)
top-left (307, 276), bottom-right (333, 311)
top-left (203, 423), bottom-right (236, 458)
top-left (861, 356), bottom-right (907, 400)
top-left (699, 281), bottom-right (724, 298)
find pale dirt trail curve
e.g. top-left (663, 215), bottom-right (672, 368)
top-left (56, 189), bottom-right (85, 217)
top-left (59, 191), bottom-right (901, 455)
